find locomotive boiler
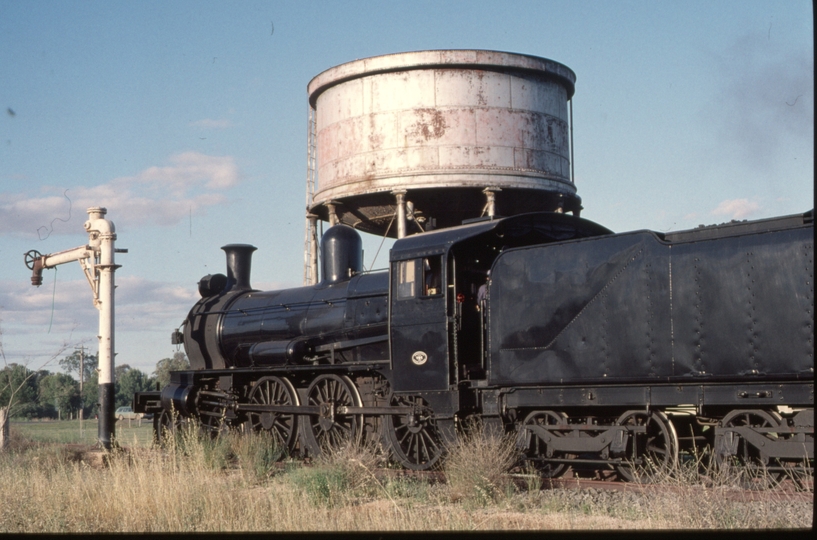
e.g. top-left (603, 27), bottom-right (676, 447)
top-left (135, 209), bottom-right (814, 480)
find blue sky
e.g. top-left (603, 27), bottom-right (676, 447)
top-left (0, 0), bottom-right (812, 376)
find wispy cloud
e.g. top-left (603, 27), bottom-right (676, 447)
top-left (0, 152), bottom-right (241, 237)
top-left (189, 118), bottom-right (234, 129)
top-left (711, 198), bottom-right (761, 220)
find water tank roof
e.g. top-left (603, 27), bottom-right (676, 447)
top-left (308, 49), bottom-right (576, 106)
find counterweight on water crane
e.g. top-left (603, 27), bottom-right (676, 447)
top-left (24, 207), bottom-right (126, 450)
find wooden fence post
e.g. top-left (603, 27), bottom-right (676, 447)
top-left (0, 407), bottom-right (9, 451)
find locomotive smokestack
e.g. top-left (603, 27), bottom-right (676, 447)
top-left (221, 244), bottom-right (257, 292)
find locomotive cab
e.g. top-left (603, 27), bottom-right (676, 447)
top-left (389, 212), bottom-right (612, 393)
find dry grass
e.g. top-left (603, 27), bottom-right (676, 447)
top-left (443, 418), bottom-right (517, 505)
top-left (0, 424), bottom-right (811, 532)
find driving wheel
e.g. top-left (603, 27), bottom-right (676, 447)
top-left (245, 376), bottom-right (299, 456)
top-left (301, 374), bottom-right (363, 457)
top-left (384, 395), bottom-right (444, 471)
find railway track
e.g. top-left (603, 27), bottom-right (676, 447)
top-left (366, 465), bottom-right (814, 502)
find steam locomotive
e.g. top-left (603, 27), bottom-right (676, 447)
top-left (134, 209), bottom-right (814, 479)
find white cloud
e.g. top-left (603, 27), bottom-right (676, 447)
top-left (711, 198), bottom-right (761, 220)
top-left (0, 152), bottom-right (241, 237)
top-left (189, 118), bottom-right (234, 129)
top-left (1, 276), bottom-right (197, 332)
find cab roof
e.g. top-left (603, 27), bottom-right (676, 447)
top-left (389, 212), bottom-right (612, 261)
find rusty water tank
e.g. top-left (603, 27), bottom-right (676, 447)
top-left (307, 49), bottom-right (580, 238)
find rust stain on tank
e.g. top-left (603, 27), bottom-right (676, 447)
top-left (367, 113), bottom-right (384, 149)
top-left (476, 70), bottom-right (488, 106)
top-left (406, 108), bottom-right (447, 143)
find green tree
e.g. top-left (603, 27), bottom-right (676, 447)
top-left (153, 352), bottom-right (189, 389)
top-left (114, 363), bottom-right (131, 382)
top-left (1, 364), bottom-right (47, 419)
top-left (115, 368), bottom-right (155, 409)
top-left (59, 349), bottom-right (97, 383)
top-left (82, 370), bottom-right (99, 418)
top-left (38, 373), bottom-right (80, 419)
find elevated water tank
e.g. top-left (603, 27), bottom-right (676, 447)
top-left (306, 49), bottom-right (580, 238)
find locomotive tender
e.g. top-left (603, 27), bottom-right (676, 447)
top-left (135, 209), bottom-right (814, 478)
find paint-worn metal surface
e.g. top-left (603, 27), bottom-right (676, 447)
top-left (307, 50), bottom-right (581, 237)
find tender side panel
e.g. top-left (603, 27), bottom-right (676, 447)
top-left (488, 225), bottom-right (813, 386)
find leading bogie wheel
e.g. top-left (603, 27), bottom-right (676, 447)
top-left (154, 408), bottom-right (186, 447)
top-left (301, 374), bottom-right (363, 458)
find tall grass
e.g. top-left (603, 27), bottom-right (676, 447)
top-left (443, 419), bottom-right (517, 505)
top-left (0, 423), bottom-right (811, 532)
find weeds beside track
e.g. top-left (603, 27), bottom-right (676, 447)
top-left (0, 422), bottom-right (811, 532)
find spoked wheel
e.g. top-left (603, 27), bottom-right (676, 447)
top-left (154, 408), bottom-right (186, 447)
top-left (715, 409), bottom-right (785, 489)
top-left (196, 399), bottom-right (229, 438)
top-left (615, 410), bottom-right (678, 482)
top-left (384, 395), bottom-right (444, 471)
top-left (245, 376), bottom-right (299, 457)
top-left (301, 374), bottom-right (363, 458)
top-left (517, 410), bottom-right (569, 478)
top-left (24, 250), bottom-right (42, 270)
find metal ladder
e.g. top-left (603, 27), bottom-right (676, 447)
top-left (303, 103), bottom-right (317, 285)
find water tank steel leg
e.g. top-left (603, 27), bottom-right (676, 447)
top-left (393, 190), bottom-right (407, 239)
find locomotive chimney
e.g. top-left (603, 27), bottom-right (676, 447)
top-left (221, 244), bottom-right (257, 292)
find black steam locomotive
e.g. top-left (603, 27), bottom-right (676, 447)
top-left (135, 209), bottom-right (814, 479)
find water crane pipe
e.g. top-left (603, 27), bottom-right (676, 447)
top-left (24, 207), bottom-right (125, 450)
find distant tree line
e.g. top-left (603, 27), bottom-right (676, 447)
top-left (0, 352), bottom-right (189, 420)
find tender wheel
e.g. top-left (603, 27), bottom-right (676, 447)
top-left (301, 374), bottom-right (363, 457)
top-left (715, 409), bottom-right (785, 488)
top-left (245, 376), bottom-right (299, 456)
top-left (384, 395), bottom-right (444, 471)
top-left (615, 410), bottom-right (678, 482)
top-left (517, 410), bottom-right (569, 478)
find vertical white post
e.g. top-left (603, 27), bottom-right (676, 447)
top-left (85, 207), bottom-right (119, 450)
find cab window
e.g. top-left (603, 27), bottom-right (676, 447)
top-left (422, 256), bottom-right (442, 296)
top-left (396, 259), bottom-right (416, 299)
